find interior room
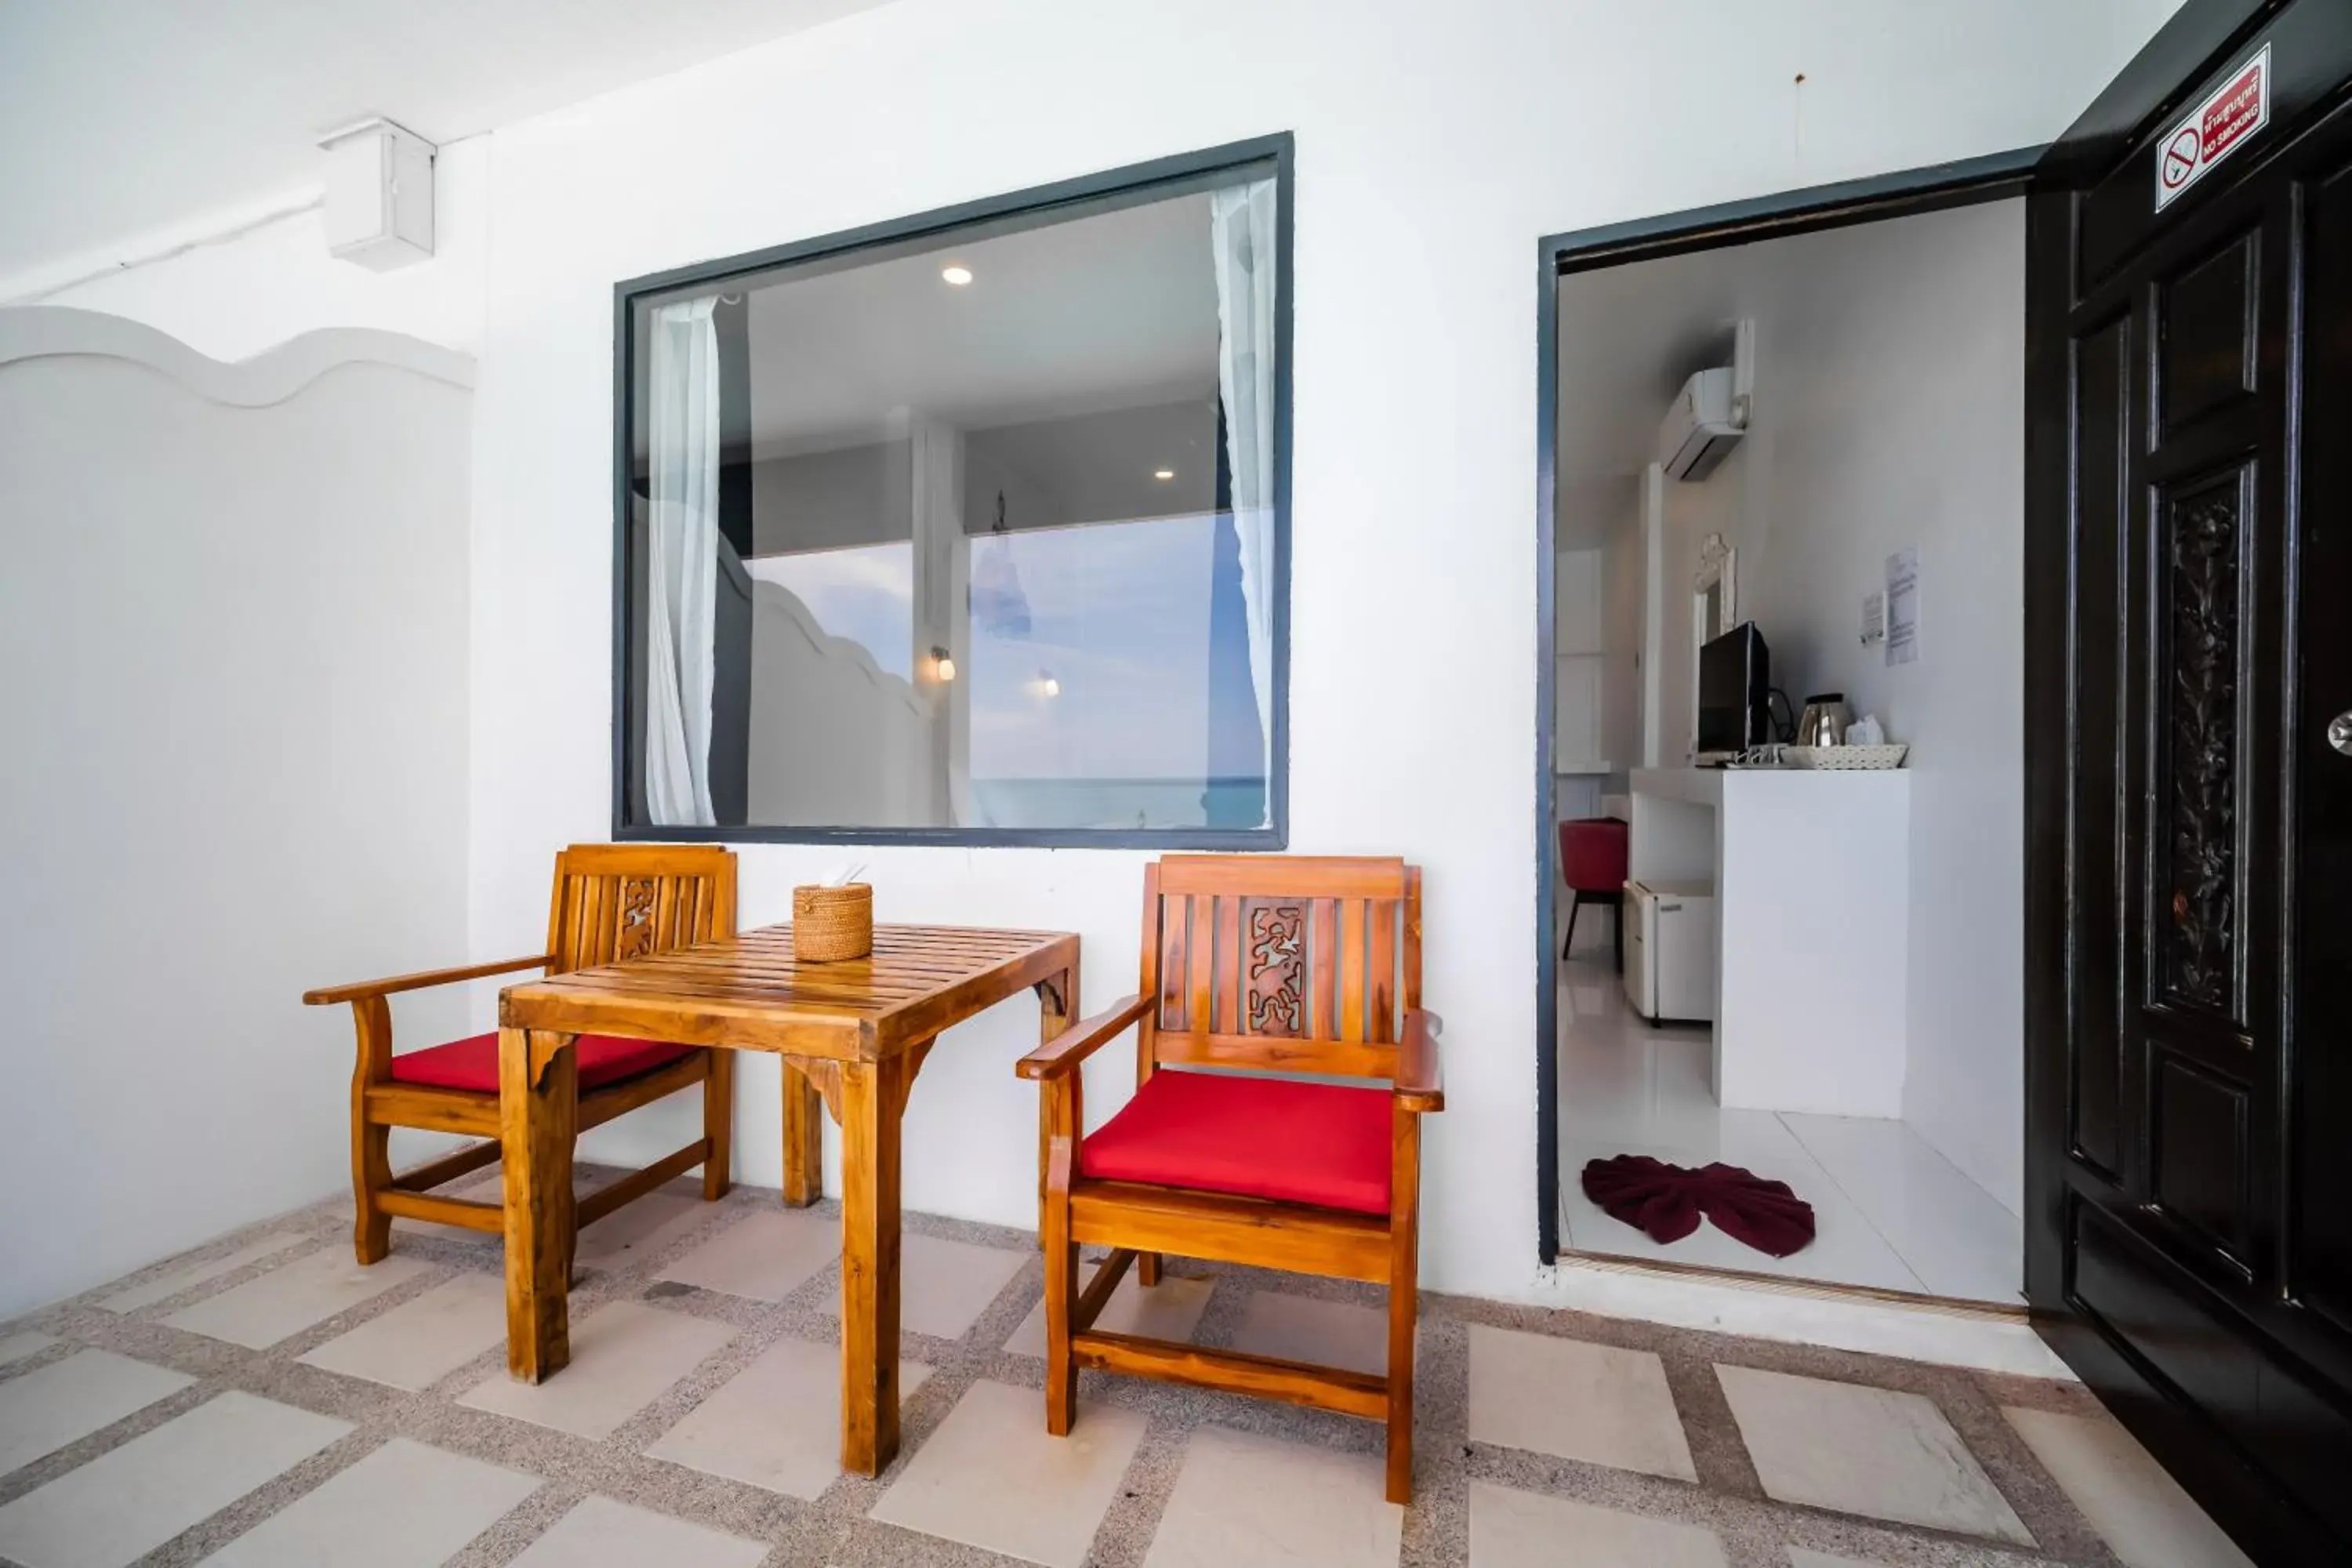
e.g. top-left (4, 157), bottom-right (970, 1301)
top-left (7, 0), bottom-right (2339, 1563)
top-left (1549, 199), bottom-right (2028, 1303)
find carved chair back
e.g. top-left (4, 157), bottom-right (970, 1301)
top-left (545, 844), bottom-right (737, 976)
top-left (1137, 855), bottom-right (1421, 1084)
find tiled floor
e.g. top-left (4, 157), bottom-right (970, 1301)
top-left (0, 1165), bottom-right (2253, 1567)
top-left (1557, 952), bottom-right (2026, 1301)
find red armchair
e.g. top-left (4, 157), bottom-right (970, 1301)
top-left (1558, 817), bottom-right (1630, 970)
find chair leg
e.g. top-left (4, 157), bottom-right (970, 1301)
top-left (1562, 891), bottom-right (1582, 960)
top-left (1043, 1137), bottom-right (1079, 1436)
top-left (702, 1051), bottom-right (734, 1201)
top-left (1137, 1252), bottom-right (1162, 1287)
top-left (352, 1119), bottom-right (392, 1265)
top-left (349, 994), bottom-right (394, 1265)
top-left (1385, 1108), bottom-right (1422, 1505)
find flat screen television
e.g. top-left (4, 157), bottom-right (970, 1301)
top-left (1697, 622), bottom-right (1770, 759)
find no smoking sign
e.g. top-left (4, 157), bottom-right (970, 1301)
top-left (2155, 44), bottom-right (2270, 211)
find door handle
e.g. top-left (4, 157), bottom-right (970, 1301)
top-left (2332, 712), bottom-right (2352, 756)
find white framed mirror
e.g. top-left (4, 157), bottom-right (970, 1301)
top-left (1689, 534), bottom-right (1737, 757)
top-left (1693, 532), bottom-right (1737, 640)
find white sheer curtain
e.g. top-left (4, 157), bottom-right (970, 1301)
top-left (1211, 177), bottom-right (1279, 771)
top-left (644, 296), bottom-right (720, 826)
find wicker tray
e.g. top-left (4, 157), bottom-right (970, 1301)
top-left (1783, 743), bottom-right (1908, 771)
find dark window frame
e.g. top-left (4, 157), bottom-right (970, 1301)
top-left (611, 134), bottom-right (1294, 848)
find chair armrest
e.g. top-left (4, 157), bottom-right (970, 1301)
top-left (1395, 1007), bottom-right (1444, 1112)
top-left (303, 954), bottom-right (552, 1007)
top-left (1016, 994), bottom-right (1152, 1080)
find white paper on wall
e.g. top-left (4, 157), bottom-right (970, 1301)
top-left (1886, 548), bottom-right (1919, 666)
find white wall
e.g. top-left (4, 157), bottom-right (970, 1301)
top-left (30, 0), bottom-right (2175, 1301)
top-left (0, 313), bottom-right (474, 1316)
top-left (1742, 203), bottom-right (2029, 1216)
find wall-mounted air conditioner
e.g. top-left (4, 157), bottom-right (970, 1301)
top-left (1657, 321), bottom-right (1755, 482)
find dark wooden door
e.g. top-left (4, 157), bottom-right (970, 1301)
top-left (2026, 2), bottom-right (2352, 1559)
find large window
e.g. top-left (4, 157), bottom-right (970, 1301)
top-left (615, 140), bottom-right (1290, 845)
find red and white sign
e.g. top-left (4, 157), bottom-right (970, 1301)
top-left (2156, 44), bottom-right (2270, 211)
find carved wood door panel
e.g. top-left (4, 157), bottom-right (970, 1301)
top-left (2027, 8), bottom-right (2352, 1556)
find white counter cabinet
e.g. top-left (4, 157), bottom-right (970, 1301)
top-left (1627, 767), bottom-right (1911, 1116)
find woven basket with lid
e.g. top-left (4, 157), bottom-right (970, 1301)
top-left (793, 884), bottom-right (873, 962)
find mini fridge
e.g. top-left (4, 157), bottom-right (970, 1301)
top-left (1621, 878), bottom-right (1717, 1025)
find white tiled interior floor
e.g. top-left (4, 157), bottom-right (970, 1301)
top-left (1557, 949), bottom-right (2024, 1301)
top-left (0, 1167), bottom-right (2253, 1566)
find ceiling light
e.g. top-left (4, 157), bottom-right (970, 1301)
top-left (940, 264), bottom-right (974, 287)
top-left (1152, 467), bottom-right (1175, 481)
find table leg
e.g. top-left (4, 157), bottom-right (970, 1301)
top-left (839, 1051), bottom-right (907, 1475)
top-left (781, 1060), bottom-right (823, 1207)
top-left (499, 1026), bottom-right (576, 1383)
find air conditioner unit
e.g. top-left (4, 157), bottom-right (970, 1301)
top-left (1657, 367), bottom-right (1744, 481)
top-left (1657, 321), bottom-right (1755, 482)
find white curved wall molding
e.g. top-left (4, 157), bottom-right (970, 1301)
top-left (0, 305), bottom-right (475, 406)
top-left (753, 579), bottom-right (931, 719)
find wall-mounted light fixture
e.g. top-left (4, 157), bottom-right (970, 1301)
top-left (1036, 670), bottom-right (1061, 699)
top-left (930, 646), bottom-right (956, 682)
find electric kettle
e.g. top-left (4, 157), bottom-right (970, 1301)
top-left (1795, 693), bottom-right (1852, 748)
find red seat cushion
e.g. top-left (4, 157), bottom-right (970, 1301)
top-left (387, 1032), bottom-right (700, 1094)
top-left (1079, 1069), bottom-right (1392, 1215)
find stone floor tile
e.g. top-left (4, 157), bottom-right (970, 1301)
top-left (1003, 1271), bottom-right (1213, 1359)
top-left (822, 1233), bottom-right (1024, 1341)
top-left (870, 1379), bottom-right (1145, 1568)
top-left (97, 1233), bottom-right (311, 1314)
top-left (198, 1437), bottom-right (540, 1566)
top-left (1144, 1425), bottom-right (1403, 1568)
top-left (1469, 1483), bottom-right (1726, 1568)
top-left (655, 1209), bottom-right (838, 1303)
top-left (0, 1392), bottom-right (350, 1568)
top-left (297, 1273), bottom-right (507, 1391)
top-left (0, 1350), bottom-right (194, 1476)
top-left (458, 1301), bottom-right (734, 1440)
top-left (1228, 1290), bottom-right (1389, 1377)
top-left (162, 1250), bottom-right (435, 1350)
top-left (2003, 1406), bottom-right (2253, 1568)
top-left (505, 1494), bottom-right (767, 1568)
top-left (646, 1334), bottom-right (931, 1499)
top-left (1716, 1365), bottom-right (2030, 1544)
top-left (1468, 1324), bottom-right (1696, 1481)
top-left (0, 1333), bottom-right (58, 1370)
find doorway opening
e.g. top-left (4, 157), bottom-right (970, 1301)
top-left (1534, 153), bottom-right (2038, 1305)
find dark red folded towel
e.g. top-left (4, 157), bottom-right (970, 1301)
top-left (1581, 1154), bottom-right (1817, 1258)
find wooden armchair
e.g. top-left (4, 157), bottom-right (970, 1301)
top-left (1017, 855), bottom-right (1443, 1504)
top-left (304, 844), bottom-right (738, 1265)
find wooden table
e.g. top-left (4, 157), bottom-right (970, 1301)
top-left (495, 922), bottom-right (1078, 1475)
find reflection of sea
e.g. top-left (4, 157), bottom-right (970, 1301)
top-left (970, 777), bottom-right (1269, 832)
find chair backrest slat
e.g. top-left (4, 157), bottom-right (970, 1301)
top-left (1309, 896), bottom-right (1338, 1039)
top-left (545, 844), bottom-right (737, 977)
top-left (1142, 855), bottom-right (1419, 1083)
